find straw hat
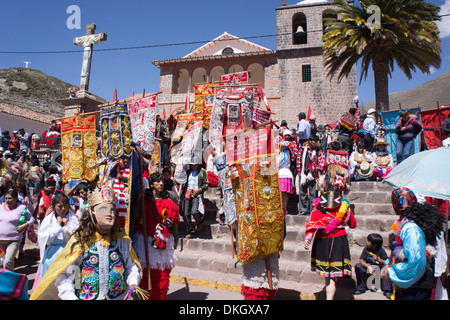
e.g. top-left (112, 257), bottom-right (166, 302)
top-left (357, 161), bottom-right (374, 178)
top-left (373, 139), bottom-right (390, 147)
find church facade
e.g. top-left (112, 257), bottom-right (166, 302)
top-left (152, 0), bottom-right (357, 128)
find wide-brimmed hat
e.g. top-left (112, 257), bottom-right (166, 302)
top-left (357, 161), bottom-right (374, 178)
top-left (373, 139), bottom-right (390, 147)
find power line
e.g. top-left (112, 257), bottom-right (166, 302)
top-left (0, 13), bottom-right (448, 55)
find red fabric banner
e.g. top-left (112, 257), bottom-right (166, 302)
top-left (420, 106), bottom-right (450, 149)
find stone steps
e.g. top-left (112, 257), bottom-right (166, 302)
top-left (173, 181), bottom-right (396, 292)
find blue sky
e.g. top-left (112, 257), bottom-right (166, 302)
top-left (0, 0), bottom-right (449, 107)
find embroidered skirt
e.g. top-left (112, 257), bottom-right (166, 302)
top-left (310, 235), bottom-right (352, 278)
top-left (279, 177), bottom-right (295, 194)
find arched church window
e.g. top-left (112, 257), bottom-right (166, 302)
top-left (292, 12), bottom-right (307, 45)
top-left (222, 47), bottom-right (234, 55)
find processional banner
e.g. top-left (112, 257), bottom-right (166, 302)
top-left (173, 121), bottom-right (203, 184)
top-left (61, 115), bottom-right (97, 183)
top-left (213, 152), bottom-right (236, 225)
top-left (171, 113), bottom-right (196, 147)
top-left (221, 71), bottom-right (249, 85)
top-left (194, 84), bottom-right (217, 129)
top-left (127, 95), bottom-right (158, 155)
top-left (214, 85), bottom-right (257, 135)
top-left (225, 126), bottom-right (284, 263)
top-left (100, 104), bottom-right (133, 159)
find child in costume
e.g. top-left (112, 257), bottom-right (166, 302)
top-left (304, 191), bottom-right (357, 300)
top-left (30, 182), bottom-right (142, 300)
top-left (381, 188), bottom-right (445, 300)
top-left (349, 140), bottom-right (374, 180)
top-left (132, 172), bottom-right (180, 300)
top-left (371, 139), bottom-right (394, 180)
top-left (33, 192), bottom-right (79, 289)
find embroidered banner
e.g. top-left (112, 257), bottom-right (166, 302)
top-left (225, 127), bottom-right (284, 263)
top-left (181, 121), bottom-right (203, 165)
top-left (252, 107), bottom-right (272, 125)
top-left (100, 104), bottom-right (133, 159)
top-left (221, 71), bottom-right (249, 85)
top-left (171, 113), bottom-right (197, 147)
top-left (225, 126), bottom-right (274, 164)
top-left (61, 115), bottom-right (97, 183)
top-left (209, 104), bottom-right (225, 149)
top-left (214, 85), bottom-right (257, 135)
top-left (194, 84), bottom-right (217, 129)
top-left (213, 152), bottom-right (236, 225)
top-left (127, 95), bottom-right (157, 155)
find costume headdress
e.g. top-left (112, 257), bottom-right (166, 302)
top-left (317, 191), bottom-right (342, 209)
top-left (391, 187), bottom-right (417, 214)
top-left (88, 181), bottom-right (116, 208)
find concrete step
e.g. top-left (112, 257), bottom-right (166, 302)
top-left (350, 181), bottom-right (394, 192)
top-left (174, 237), bottom-right (375, 290)
top-left (174, 181), bottom-right (396, 298)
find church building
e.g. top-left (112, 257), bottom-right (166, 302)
top-left (152, 0), bottom-right (357, 127)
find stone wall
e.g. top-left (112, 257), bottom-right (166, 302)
top-left (274, 1), bottom-right (357, 128)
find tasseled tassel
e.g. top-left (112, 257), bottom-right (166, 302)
top-left (123, 287), bottom-right (151, 300)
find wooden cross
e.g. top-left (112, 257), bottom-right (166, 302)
top-left (74, 23), bottom-right (107, 92)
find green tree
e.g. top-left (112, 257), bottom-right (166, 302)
top-left (322, 0), bottom-right (441, 111)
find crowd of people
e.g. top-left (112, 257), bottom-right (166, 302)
top-left (275, 106), bottom-right (418, 215)
top-left (0, 103), bottom-right (448, 301)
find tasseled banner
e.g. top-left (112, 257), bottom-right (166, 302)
top-left (241, 285), bottom-right (276, 300)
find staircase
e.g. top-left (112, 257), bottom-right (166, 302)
top-left (171, 181), bottom-right (396, 298)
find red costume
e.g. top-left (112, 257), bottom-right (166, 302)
top-left (133, 191), bottom-right (180, 300)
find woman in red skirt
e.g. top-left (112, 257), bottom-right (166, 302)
top-left (304, 191), bottom-right (357, 300)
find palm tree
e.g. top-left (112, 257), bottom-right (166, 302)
top-left (322, 0), bottom-right (442, 111)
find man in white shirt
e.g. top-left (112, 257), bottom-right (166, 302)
top-left (363, 109), bottom-right (379, 152)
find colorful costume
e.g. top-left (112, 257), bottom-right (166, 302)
top-left (30, 184), bottom-right (142, 300)
top-left (305, 192), bottom-right (357, 278)
top-left (349, 148), bottom-right (374, 180)
top-left (372, 139), bottom-right (394, 179)
top-left (277, 136), bottom-right (297, 195)
top-left (387, 188), bottom-right (445, 300)
top-left (132, 190), bottom-right (180, 300)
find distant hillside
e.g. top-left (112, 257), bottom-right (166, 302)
top-left (0, 67), bottom-right (106, 118)
top-left (363, 71), bottom-right (450, 111)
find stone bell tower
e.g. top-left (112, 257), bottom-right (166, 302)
top-left (275, 0), bottom-right (357, 127)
